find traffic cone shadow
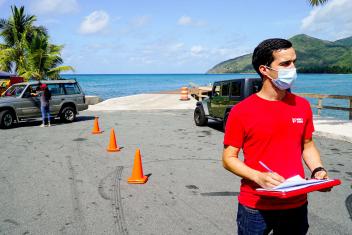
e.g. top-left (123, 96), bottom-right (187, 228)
top-left (106, 128), bottom-right (120, 152)
top-left (91, 117), bottom-right (103, 134)
top-left (128, 148), bottom-right (148, 184)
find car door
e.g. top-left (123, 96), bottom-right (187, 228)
top-left (229, 80), bottom-right (242, 106)
top-left (218, 81), bottom-right (230, 117)
top-left (209, 82), bottom-right (221, 118)
top-left (47, 83), bottom-right (65, 115)
top-left (17, 85), bottom-right (41, 118)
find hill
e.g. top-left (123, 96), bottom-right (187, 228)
top-left (207, 34), bottom-right (352, 74)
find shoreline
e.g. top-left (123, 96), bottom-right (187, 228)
top-left (87, 93), bottom-right (352, 143)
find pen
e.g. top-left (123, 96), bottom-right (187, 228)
top-left (259, 161), bottom-right (273, 173)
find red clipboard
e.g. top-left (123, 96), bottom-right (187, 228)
top-left (254, 179), bottom-right (341, 199)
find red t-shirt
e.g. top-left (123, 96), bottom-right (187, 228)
top-left (223, 93), bottom-right (314, 210)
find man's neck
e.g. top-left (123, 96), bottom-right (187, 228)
top-left (257, 80), bottom-right (286, 101)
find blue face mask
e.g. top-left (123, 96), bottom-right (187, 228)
top-left (266, 66), bottom-right (297, 90)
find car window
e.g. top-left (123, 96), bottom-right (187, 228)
top-left (230, 82), bottom-right (241, 97)
top-left (22, 85), bottom-right (39, 97)
top-left (64, 83), bottom-right (81, 95)
top-left (48, 84), bottom-right (65, 96)
top-left (213, 84), bottom-right (221, 97)
top-left (3, 84), bottom-right (26, 97)
top-left (221, 82), bottom-right (230, 96)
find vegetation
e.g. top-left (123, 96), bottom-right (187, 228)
top-left (309, 0), bottom-right (329, 6)
top-left (0, 6), bottom-right (73, 80)
top-left (207, 34), bottom-right (352, 74)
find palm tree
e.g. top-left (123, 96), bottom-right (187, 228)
top-left (20, 32), bottom-right (74, 80)
top-left (309, 0), bottom-right (329, 6)
top-left (0, 5), bottom-right (73, 80)
top-left (0, 6), bottom-right (47, 73)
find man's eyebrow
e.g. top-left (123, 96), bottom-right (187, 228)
top-left (279, 58), bottom-right (297, 64)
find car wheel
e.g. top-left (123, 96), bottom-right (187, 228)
top-left (223, 112), bottom-right (229, 131)
top-left (0, 110), bottom-right (15, 129)
top-left (194, 106), bottom-right (208, 126)
top-left (60, 106), bottom-right (76, 123)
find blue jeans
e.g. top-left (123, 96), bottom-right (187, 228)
top-left (41, 105), bottom-right (50, 124)
top-left (237, 203), bottom-right (309, 235)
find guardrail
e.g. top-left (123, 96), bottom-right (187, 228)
top-left (296, 93), bottom-right (352, 120)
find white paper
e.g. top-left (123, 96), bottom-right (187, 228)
top-left (256, 175), bottom-right (334, 192)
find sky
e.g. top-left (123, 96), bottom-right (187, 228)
top-left (0, 0), bottom-right (351, 74)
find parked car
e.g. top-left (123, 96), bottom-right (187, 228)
top-left (0, 79), bottom-right (88, 128)
top-left (194, 78), bottom-right (262, 130)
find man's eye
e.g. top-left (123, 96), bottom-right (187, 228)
top-left (281, 62), bottom-right (291, 66)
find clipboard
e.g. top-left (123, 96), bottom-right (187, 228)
top-left (254, 179), bottom-right (341, 199)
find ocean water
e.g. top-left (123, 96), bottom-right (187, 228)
top-left (62, 73), bottom-right (352, 119)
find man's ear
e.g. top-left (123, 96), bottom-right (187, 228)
top-left (259, 65), bottom-right (269, 78)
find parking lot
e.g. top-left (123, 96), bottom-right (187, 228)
top-left (0, 109), bottom-right (352, 234)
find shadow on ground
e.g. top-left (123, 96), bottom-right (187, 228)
top-left (206, 120), bottom-right (224, 133)
top-left (8, 115), bottom-right (96, 129)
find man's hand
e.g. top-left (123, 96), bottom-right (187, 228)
top-left (312, 168), bottom-right (331, 192)
top-left (313, 170), bottom-right (328, 180)
top-left (254, 172), bottom-right (285, 189)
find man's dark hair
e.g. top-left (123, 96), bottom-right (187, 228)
top-left (252, 38), bottom-right (292, 77)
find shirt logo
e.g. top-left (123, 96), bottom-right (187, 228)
top-left (292, 118), bottom-right (304, 124)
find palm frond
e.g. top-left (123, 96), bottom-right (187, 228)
top-left (309, 0), bottom-right (329, 6)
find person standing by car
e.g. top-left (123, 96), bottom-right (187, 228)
top-left (40, 84), bottom-right (51, 127)
top-left (32, 84), bottom-right (52, 127)
top-left (222, 38), bottom-right (329, 234)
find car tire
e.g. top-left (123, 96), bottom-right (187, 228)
top-left (60, 106), bottom-right (76, 123)
top-left (194, 106), bottom-right (208, 126)
top-left (223, 112), bottom-right (229, 131)
top-left (0, 110), bottom-right (15, 129)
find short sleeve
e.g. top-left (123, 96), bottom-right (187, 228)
top-left (223, 107), bottom-right (245, 148)
top-left (303, 103), bottom-right (314, 140)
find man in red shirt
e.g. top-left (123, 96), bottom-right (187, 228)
top-left (223, 38), bottom-right (328, 234)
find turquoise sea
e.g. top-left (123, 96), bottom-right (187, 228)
top-left (62, 73), bottom-right (352, 119)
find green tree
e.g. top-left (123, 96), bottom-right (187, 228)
top-left (21, 31), bottom-right (74, 80)
top-left (309, 0), bottom-right (329, 6)
top-left (0, 5), bottom-right (73, 80)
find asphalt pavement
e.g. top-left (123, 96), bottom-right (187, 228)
top-left (0, 109), bottom-right (351, 235)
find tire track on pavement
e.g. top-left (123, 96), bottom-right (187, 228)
top-left (111, 166), bottom-right (129, 235)
top-left (74, 124), bottom-right (129, 234)
top-left (66, 155), bottom-right (87, 234)
top-left (346, 193), bottom-right (352, 221)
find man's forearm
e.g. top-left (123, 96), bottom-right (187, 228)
top-left (302, 140), bottom-right (323, 172)
top-left (223, 156), bottom-right (260, 182)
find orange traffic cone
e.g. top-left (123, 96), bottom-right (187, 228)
top-left (128, 148), bottom-right (148, 184)
top-left (92, 117), bottom-right (103, 134)
top-left (106, 128), bottom-right (120, 152)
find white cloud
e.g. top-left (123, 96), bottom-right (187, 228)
top-left (31, 0), bottom-right (78, 15)
top-left (177, 16), bottom-right (206, 27)
top-left (131, 16), bottom-right (151, 27)
top-left (79, 11), bottom-right (110, 34)
top-left (191, 45), bottom-right (205, 56)
top-left (178, 16), bottom-right (192, 25)
top-left (301, 0), bottom-right (352, 40)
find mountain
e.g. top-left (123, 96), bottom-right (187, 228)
top-left (207, 34), bottom-right (352, 74)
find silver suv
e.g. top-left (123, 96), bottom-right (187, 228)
top-left (0, 79), bottom-right (88, 128)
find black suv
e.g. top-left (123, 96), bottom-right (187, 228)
top-left (194, 78), bottom-right (262, 129)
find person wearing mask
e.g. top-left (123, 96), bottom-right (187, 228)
top-left (222, 38), bottom-right (329, 234)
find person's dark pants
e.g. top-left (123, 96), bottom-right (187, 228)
top-left (41, 105), bottom-right (50, 125)
top-left (237, 203), bottom-right (309, 235)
